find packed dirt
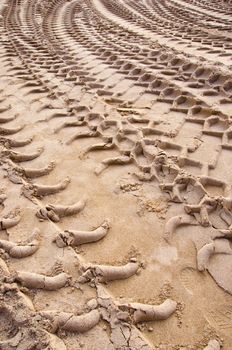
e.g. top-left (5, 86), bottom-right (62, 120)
top-left (0, 0), bottom-right (232, 349)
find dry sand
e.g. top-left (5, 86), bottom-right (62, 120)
top-left (0, 0), bottom-right (232, 349)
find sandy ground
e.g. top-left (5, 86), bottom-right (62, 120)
top-left (0, 0), bottom-right (232, 349)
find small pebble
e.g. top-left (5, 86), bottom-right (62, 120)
top-left (87, 298), bottom-right (98, 310)
top-left (130, 257), bottom-right (137, 262)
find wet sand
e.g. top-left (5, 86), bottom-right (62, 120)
top-left (0, 0), bottom-right (232, 349)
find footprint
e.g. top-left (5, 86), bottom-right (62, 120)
top-left (180, 267), bottom-right (202, 295)
top-left (205, 304), bottom-right (232, 332)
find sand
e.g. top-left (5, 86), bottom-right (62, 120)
top-left (0, 0), bottom-right (232, 349)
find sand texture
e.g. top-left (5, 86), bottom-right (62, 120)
top-left (0, 0), bottom-right (232, 348)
